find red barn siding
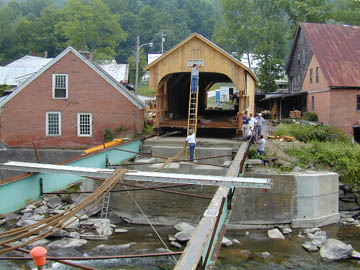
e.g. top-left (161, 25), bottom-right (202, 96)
top-left (0, 51), bottom-right (144, 148)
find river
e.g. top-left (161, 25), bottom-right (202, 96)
top-left (2, 222), bottom-right (360, 270)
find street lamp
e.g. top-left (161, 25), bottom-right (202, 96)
top-left (135, 35), bottom-right (153, 96)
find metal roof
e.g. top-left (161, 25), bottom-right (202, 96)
top-left (99, 62), bottom-right (129, 83)
top-left (0, 56), bottom-right (53, 86)
top-left (300, 23), bottom-right (360, 88)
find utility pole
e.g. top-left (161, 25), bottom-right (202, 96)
top-left (135, 35), bottom-right (153, 96)
top-left (161, 32), bottom-right (166, 54)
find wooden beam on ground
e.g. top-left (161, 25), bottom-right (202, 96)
top-left (0, 161), bottom-right (271, 189)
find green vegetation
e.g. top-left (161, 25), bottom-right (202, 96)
top-left (274, 123), bottom-right (360, 187)
top-left (274, 123), bottom-right (350, 143)
top-left (138, 83), bottom-right (155, 97)
top-left (302, 112), bottom-right (318, 122)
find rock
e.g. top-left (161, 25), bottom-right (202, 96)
top-left (341, 218), bottom-right (360, 226)
top-left (50, 210), bottom-right (66, 215)
top-left (47, 195), bottom-right (62, 209)
top-left (170, 241), bottom-right (183, 249)
top-left (341, 184), bottom-right (353, 193)
top-left (175, 231), bottom-right (193, 243)
top-left (292, 166), bottom-right (302, 172)
top-left (47, 238), bottom-right (87, 249)
top-left (233, 239), bottom-right (240, 244)
top-left (64, 217), bottom-right (80, 230)
top-left (352, 250), bottom-right (360, 259)
top-left (245, 231), bottom-right (249, 236)
top-left (282, 228), bottom-right (293, 234)
top-left (260, 252), bottom-right (271, 259)
top-left (168, 235), bottom-right (176, 242)
top-left (26, 239), bottom-right (51, 249)
top-left (319, 239), bottom-right (353, 261)
top-left (34, 206), bottom-right (49, 215)
top-left (47, 228), bottom-right (70, 238)
top-left (0, 219), bottom-right (6, 226)
top-left (80, 234), bottom-right (108, 240)
top-left (69, 232), bottom-right (80, 239)
top-left (302, 241), bottom-right (319, 252)
top-left (222, 237), bottom-right (233, 247)
top-left (340, 201), bottom-right (360, 211)
top-left (92, 243), bottom-right (136, 255)
top-left (174, 222), bottom-right (195, 232)
top-left (303, 228), bottom-right (321, 234)
top-left (16, 219), bottom-right (37, 227)
top-left (80, 219), bottom-right (113, 236)
top-left (115, 228), bottom-right (128, 233)
top-left (62, 195), bottom-right (74, 204)
top-left (239, 250), bottom-right (251, 260)
top-left (267, 228), bottom-right (285, 240)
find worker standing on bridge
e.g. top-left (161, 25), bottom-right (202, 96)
top-left (186, 129), bottom-right (196, 162)
top-left (191, 64), bottom-right (199, 93)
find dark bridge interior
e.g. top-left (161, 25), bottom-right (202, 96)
top-left (164, 72), bottom-right (235, 120)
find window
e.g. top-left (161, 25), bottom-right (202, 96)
top-left (311, 96), bottom-right (315, 111)
top-left (77, 113), bottom-right (92, 137)
top-left (52, 74), bottom-right (68, 99)
top-left (357, 95), bottom-right (360, 111)
top-left (46, 112), bottom-right (61, 136)
top-left (187, 59), bottom-right (204, 67)
top-left (310, 69), bottom-right (313, 84)
top-left (316, 67), bottom-right (320, 83)
top-left (297, 53), bottom-right (301, 66)
top-left (303, 49), bottom-right (306, 65)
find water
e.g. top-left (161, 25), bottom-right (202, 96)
top-left (2, 224), bottom-right (360, 269)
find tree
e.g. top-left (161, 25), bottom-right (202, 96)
top-left (213, 0), bottom-right (256, 68)
top-left (332, 0), bottom-right (360, 25)
top-left (57, 0), bottom-right (127, 59)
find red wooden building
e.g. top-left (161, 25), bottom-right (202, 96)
top-left (287, 23), bottom-right (360, 140)
top-left (0, 47), bottom-right (145, 148)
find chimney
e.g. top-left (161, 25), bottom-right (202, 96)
top-left (79, 50), bottom-right (93, 61)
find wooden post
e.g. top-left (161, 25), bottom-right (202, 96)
top-left (32, 142), bottom-right (40, 163)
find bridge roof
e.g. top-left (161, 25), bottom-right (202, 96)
top-left (145, 32), bottom-right (257, 81)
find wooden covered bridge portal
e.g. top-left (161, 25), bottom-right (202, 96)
top-left (146, 33), bottom-right (257, 134)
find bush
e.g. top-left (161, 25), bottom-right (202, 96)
top-left (302, 112), bottom-right (318, 122)
top-left (285, 142), bottom-right (360, 187)
top-left (274, 123), bottom-right (350, 143)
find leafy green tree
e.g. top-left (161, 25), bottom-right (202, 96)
top-left (57, 0), bottom-right (126, 59)
top-left (280, 0), bottom-right (330, 38)
top-left (332, 0), bottom-right (360, 25)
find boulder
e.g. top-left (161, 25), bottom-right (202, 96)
top-left (303, 228), bottom-right (321, 234)
top-left (222, 237), bottom-right (233, 247)
top-left (352, 250), bottom-right (360, 259)
top-left (64, 217), bottom-right (80, 230)
top-left (171, 241), bottom-right (183, 249)
top-left (260, 252), bottom-right (272, 259)
top-left (319, 239), bottom-right (353, 261)
top-left (91, 242), bottom-right (136, 255)
top-left (34, 206), bottom-right (49, 215)
top-left (239, 250), bottom-right (251, 260)
top-left (267, 228), bottom-right (285, 240)
top-left (282, 228), bottom-right (293, 234)
top-left (175, 231), bottom-right (193, 243)
top-left (174, 222), bottom-right (195, 232)
top-left (0, 219), bottom-right (6, 226)
top-left (302, 241), bottom-right (319, 252)
top-left (115, 228), bottom-right (128, 233)
top-left (47, 195), bottom-right (62, 209)
top-left (47, 238), bottom-right (87, 249)
top-left (233, 239), bottom-right (240, 244)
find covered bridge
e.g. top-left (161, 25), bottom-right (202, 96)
top-left (146, 33), bottom-right (257, 134)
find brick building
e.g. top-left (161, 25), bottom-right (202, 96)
top-left (287, 23), bottom-right (360, 139)
top-left (0, 47), bottom-right (145, 148)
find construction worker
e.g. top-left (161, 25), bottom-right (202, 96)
top-left (191, 64), bottom-right (199, 93)
top-left (186, 129), bottom-right (196, 161)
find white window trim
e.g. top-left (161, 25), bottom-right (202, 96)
top-left (46, 112), bottom-right (61, 136)
top-left (77, 113), bottom-right (92, 137)
top-left (52, 74), bottom-right (68, 99)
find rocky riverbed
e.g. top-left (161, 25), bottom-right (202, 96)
top-left (1, 191), bottom-right (360, 270)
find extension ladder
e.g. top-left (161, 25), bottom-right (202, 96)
top-left (186, 77), bottom-right (199, 159)
top-left (100, 192), bottom-right (111, 219)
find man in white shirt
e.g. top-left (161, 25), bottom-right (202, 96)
top-left (255, 113), bottom-right (265, 137)
top-left (186, 130), bottom-right (196, 161)
top-left (248, 113), bottom-right (257, 131)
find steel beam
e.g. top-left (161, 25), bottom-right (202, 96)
top-left (0, 161), bottom-right (271, 189)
